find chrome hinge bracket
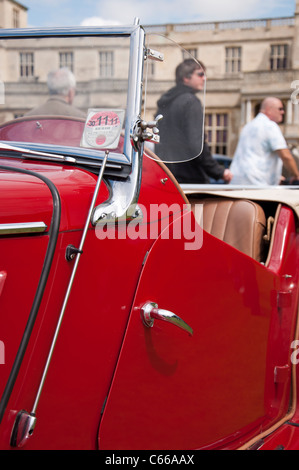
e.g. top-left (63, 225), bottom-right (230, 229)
top-left (145, 48), bottom-right (164, 62)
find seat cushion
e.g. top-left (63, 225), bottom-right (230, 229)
top-left (189, 197), bottom-right (266, 262)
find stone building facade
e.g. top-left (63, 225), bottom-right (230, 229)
top-left (0, 0), bottom-right (27, 29)
top-left (1, 0), bottom-right (299, 156)
top-left (144, 1), bottom-right (299, 156)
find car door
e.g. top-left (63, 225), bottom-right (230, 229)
top-left (98, 209), bottom-right (295, 450)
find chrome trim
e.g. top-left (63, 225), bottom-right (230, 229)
top-left (0, 165), bottom-right (61, 426)
top-left (141, 302), bottom-right (193, 336)
top-left (0, 141), bottom-right (67, 161)
top-left (0, 222), bottom-right (47, 235)
top-left (0, 25), bottom-right (141, 168)
top-left (181, 184), bottom-right (299, 191)
top-left (10, 152), bottom-right (108, 448)
top-left (92, 25), bottom-right (145, 224)
top-left (0, 141), bottom-right (126, 169)
top-left (0, 25), bottom-right (139, 39)
top-left (10, 411), bottom-right (36, 448)
top-left (30, 151), bottom-right (109, 426)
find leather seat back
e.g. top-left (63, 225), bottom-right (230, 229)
top-left (189, 197), bottom-right (266, 262)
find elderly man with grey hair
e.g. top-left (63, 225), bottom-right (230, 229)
top-left (26, 67), bottom-right (85, 118)
top-left (230, 96), bottom-right (299, 185)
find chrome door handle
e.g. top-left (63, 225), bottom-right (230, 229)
top-left (141, 302), bottom-right (193, 336)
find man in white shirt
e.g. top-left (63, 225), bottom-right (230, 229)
top-left (230, 97), bottom-right (299, 185)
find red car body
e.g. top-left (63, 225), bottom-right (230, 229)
top-left (0, 24), bottom-right (299, 451)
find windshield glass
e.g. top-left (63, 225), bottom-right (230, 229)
top-left (0, 32), bottom-right (132, 162)
top-left (143, 33), bottom-right (206, 164)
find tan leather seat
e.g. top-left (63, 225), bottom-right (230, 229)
top-left (189, 197), bottom-right (266, 262)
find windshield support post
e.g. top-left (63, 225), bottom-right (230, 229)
top-left (92, 25), bottom-right (145, 226)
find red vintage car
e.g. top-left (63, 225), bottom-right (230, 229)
top-left (0, 22), bottom-right (299, 451)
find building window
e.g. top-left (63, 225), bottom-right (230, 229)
top-left (13, 8), bottom-right (20, 28)
top-left (59, 52), bottom-right (74, 72)
top-left (225, 47), bottom-right (241, 74)
top-left (182, 48), bottom-right (198, 60)
top-left (20, 52), bottom-right (34, 78)
top-left (99, 51), bottom-right (114, 78)
top-left (270, 44), bottom-right (288, 70)
top-left (205, 113), bottom-right (229, 155)
top-left (145, 60), bottom-right (155, 80)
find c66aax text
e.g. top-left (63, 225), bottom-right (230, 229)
top-left (104, 454), bottom-right (195, 466)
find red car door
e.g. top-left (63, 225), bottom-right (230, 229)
top-left (98, 208), bottom-right (297, 450)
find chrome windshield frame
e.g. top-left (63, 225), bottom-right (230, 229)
top-left (0, 24), bottom-right (145, 167)
top-left (92, 23), bottom-right (145, 224)
top-left (0, 23), bottom-right (147, 223)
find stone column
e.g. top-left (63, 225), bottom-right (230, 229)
top-left (246, 99), bottom-right (252, 123)
top-left (286, 99), bottom-right (293, 124)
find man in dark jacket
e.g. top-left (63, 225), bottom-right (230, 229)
top-left (156, 59), bottom-right (232, 184)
